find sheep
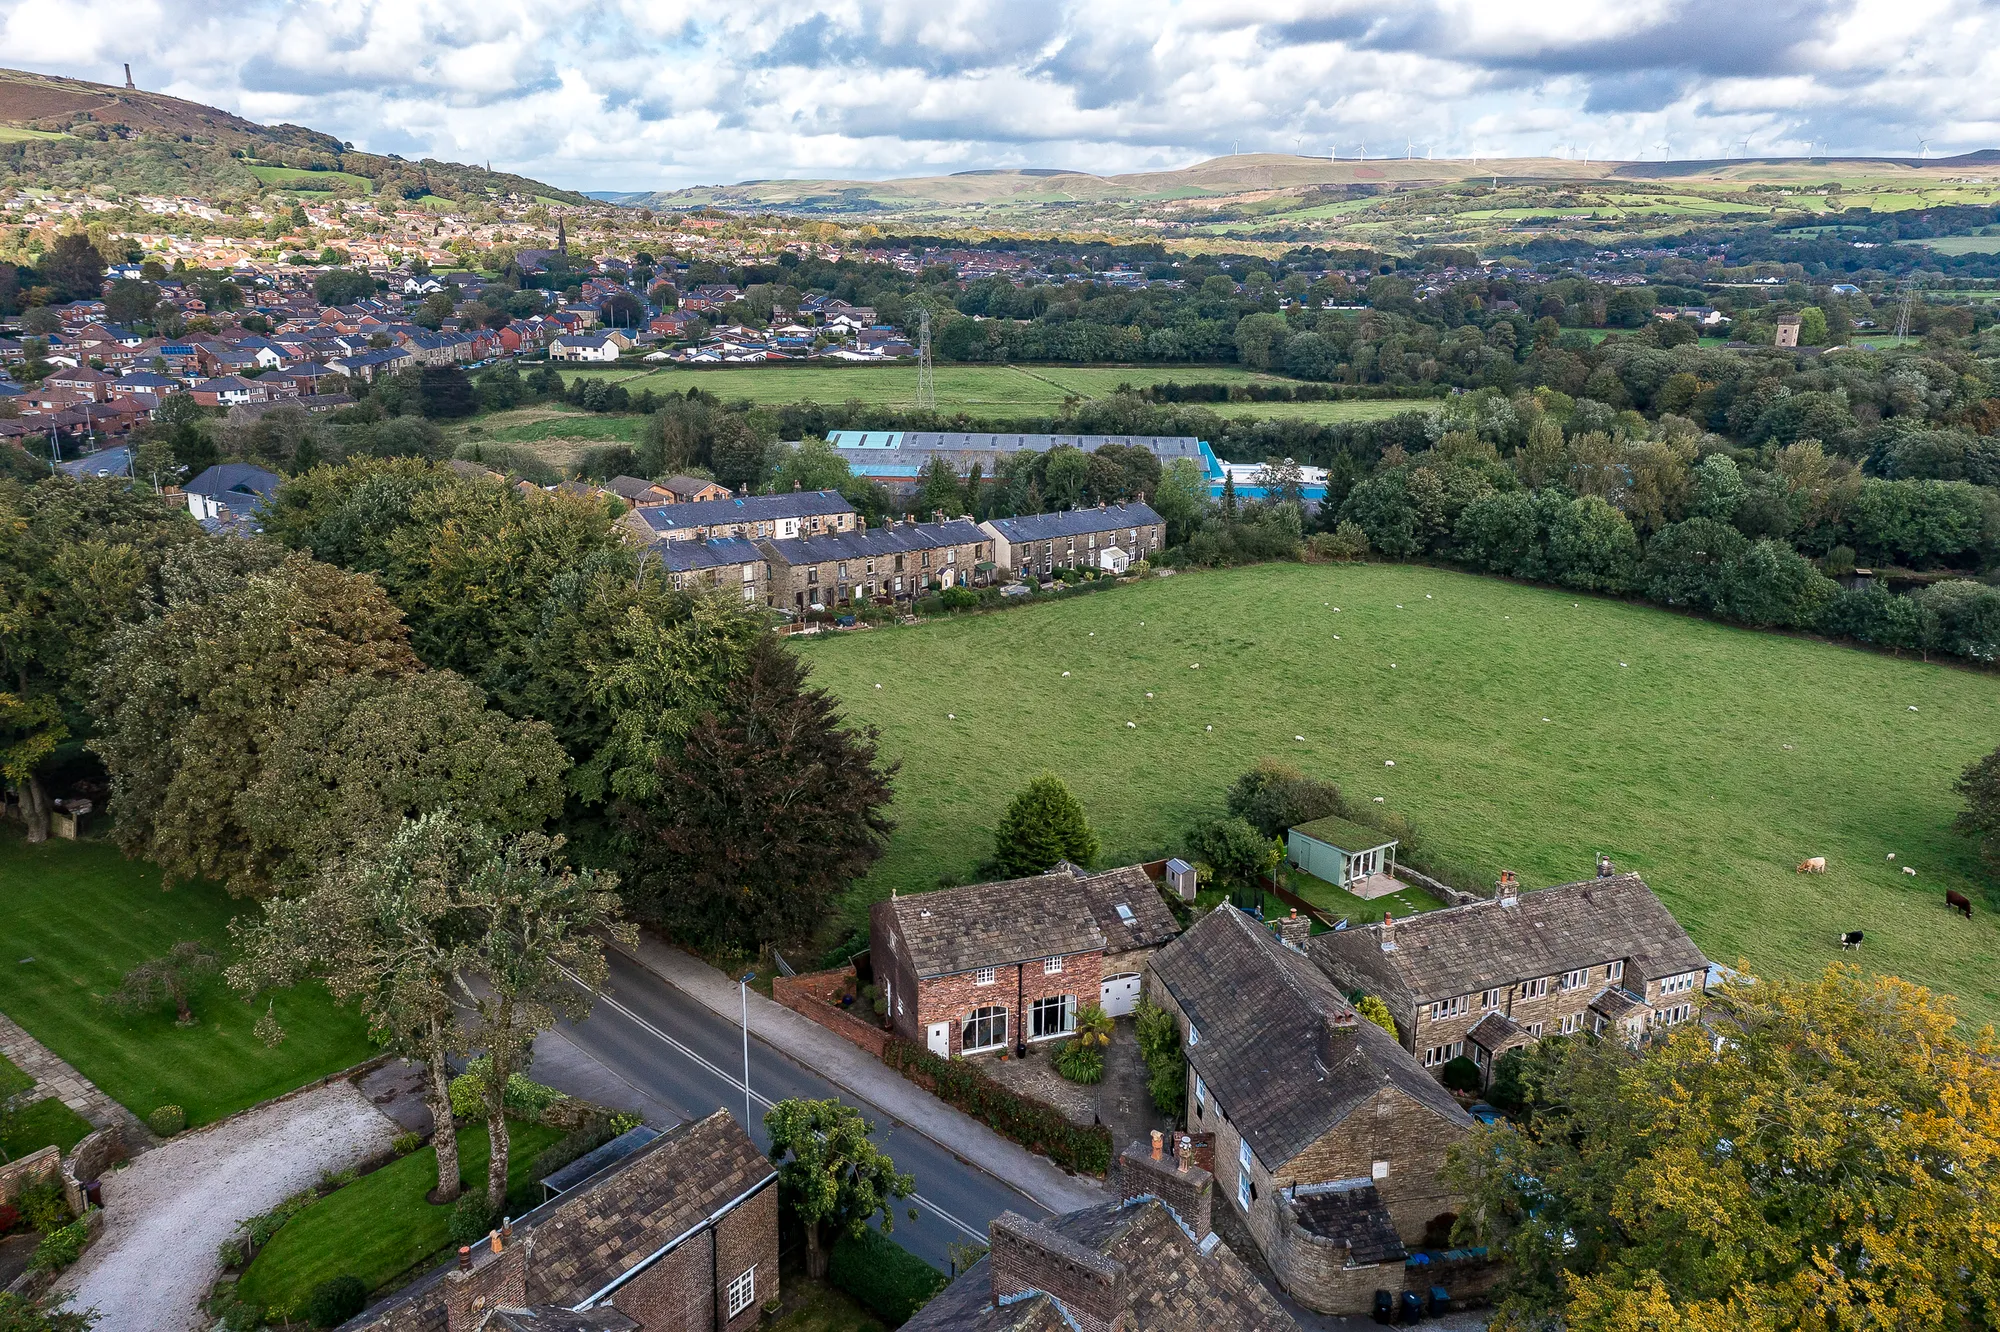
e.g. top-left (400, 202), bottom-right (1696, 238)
top-left (1294, 735), bottom-right (1306, 742)
top-left (1797, 857), bottom-right (1827, 874)
top-left (1384, 760), bottom-right (1396, 767)
top-left (1903, 866), bottom-right (1918, 876)
top-left (1946, 890), bottom-right (1973, 919)
top-left (1061, 671), bottom-right (1070, 677)
top-left (1126, 721), bottom-right (1136, 729)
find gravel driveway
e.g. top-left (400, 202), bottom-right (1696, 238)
top-left (56, 1080), bottom-right (398, 1332)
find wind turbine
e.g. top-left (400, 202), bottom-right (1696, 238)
top-left (1740, 137), bottom-right (1751, 160)
top-left (1406, 138), bottom-right (1414, 160)
top-left (1917, 138), bottom-right (1930, 161)
top-left (1656, 139), bottom-right (1671, 161)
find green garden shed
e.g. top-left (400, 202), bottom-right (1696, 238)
top-left (1286, 816), bottom-right (1401, 899)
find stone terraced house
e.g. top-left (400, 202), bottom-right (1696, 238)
top-left (870, 863), bottom-right (1179, 1060)
top-left (1308, 870), bottom-right (1710, 1086)
top-left (1146, 905), bottom-right (1475, 1317)
top-left (759, 516), bottom-right (992, 611)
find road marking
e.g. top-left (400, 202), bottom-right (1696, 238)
top-left (570, 973), bottom-right (988, 1242)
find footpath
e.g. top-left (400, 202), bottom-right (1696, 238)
top-left (615, 932), bottom-right (1109, 1215)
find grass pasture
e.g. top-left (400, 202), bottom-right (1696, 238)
top-left (557, 362), bottom-right (1429, 426)
top-left (0, 835), bottom-right (375, 1127)
top-left (798, 563), bottom-right (2000, 1021)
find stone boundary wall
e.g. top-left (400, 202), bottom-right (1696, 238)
top-left (60, 1126), bottom-right (126, 1215)
top-left (1392, 864), bottom-right (1487, 907)
top-left (0, 1146), bottom-right (59, 1207)
top-left (771, 967), bottom-right (891, 1059)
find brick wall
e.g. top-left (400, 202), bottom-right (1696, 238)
top-left (990, 1212), bottom-right (1128, 1332)
top-left (716, 1181), bottom-right (779, 1328)
top-left (911, 950), bottom-right (1104, 1058)
top-left (611, 1184), bottom-right (778, 1331)
top-left (445, 1240), bottom-right (526, 1332)
top-left (772, 968), bottom-right (891, 1059)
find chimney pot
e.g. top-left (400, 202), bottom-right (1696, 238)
top-left (1380, 912), bottom-right (1396, 951)
top-left (489, 1230), bottom-right (502, 1254)
top-left (458, 1246), bottom-right (472, 1270)
top-left (1150, 1130), bottom-right (1162, 1160)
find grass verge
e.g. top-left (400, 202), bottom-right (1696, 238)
top-left (0, 834), bottom-right (375, 1128)
top-left (797, 562), bottom-right (2000, 1021)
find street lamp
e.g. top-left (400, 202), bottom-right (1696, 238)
top-left (738, 971), bottom-right (756, 1131)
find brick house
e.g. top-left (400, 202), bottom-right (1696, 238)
top-left (759, 517), bottom-right (992, 611)
top-left (624, 490), bottom-right (856, 544)
top-left (660, 475), bottom-right (733, 504)
top-left (905, 1136), bottom-right (1297, 1330)
top-left (351, 1110), bottom-right (776, 1332)
top-left (979, 502), bottom-right (1166, 577)
top-left (1308, 871), bottom-right (1710, 1086)
top-left (606, 476), bottom-right (677, 507)
top-left (1146, 905), bottom-right (1474, 1317)
top-left (870, 863), bottom-right (1179, 1059)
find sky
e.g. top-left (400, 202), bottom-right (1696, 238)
top-left (2, 0), bottom-right (1997, 193)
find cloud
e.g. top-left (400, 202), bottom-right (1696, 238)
top-left (0, 0), bottom-right (1994, 190)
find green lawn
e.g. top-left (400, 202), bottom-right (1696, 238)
top-left (555, 362), bottom-right (1396, 422)
top-left (1, 1095), bottom-right (94, 1160)
top-left (1281, 868), bottom-right (1442, 926)
top-left (238, 1119), bottom-right (567, 1314)
top-left (797, 563), bottom-right (2000, 1021)
top-left (1918, 236), bottom-right (2000, 255)
top-left (248, 164), bottom-right (373, 192)
top-left (0, 835), bottom-right (375, 1128)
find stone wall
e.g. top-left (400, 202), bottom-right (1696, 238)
top-left (771, 968), bottom-right (890, 1059)
top-left (60, 1126), bottom-right (126, 1215)
top-left (0, 1146), bottom-right (60, 1207)
top-left (1269, 1202), bottom-right (1407, 1318)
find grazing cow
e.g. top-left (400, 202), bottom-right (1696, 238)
top-left (1797, 856), bottom-right (1827, 873)
top-left (1947, 890), bottom-right (1973, 919)
top-left (1839, 930), bottom-right (1864, 949)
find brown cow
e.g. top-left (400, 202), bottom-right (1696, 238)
top-left (1946, 890), bottom-right (1973, 919)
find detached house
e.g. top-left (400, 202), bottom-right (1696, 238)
top-left (1309, 871), bottom-right (1709, 1085)
top-left (1147, 906), bottom-right (1475, 1317)
top-left (870, 862), bottom-right (1179, 1059)
top-left (980, 502), bottom-right (1166, 578)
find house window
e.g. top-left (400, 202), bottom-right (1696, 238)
top-left (1238, 1139), bottom-right (1253, 1210)
top-left (1560, 969), bottom-right (1589, 991)
top-left (1480, 989), bottom-right (1503, 1009)
top-left (838, 562), bottom-right (848, 578)
top-left (974, 967), bottom-right (996, 986)
top-left (1527, 1022), bottom-right (1545, 1037)
top-left (1659, 1002), bottom-right (1693, 1026)
top-left (1660, 972), bottom-right (1699, 996)
top-left (1372, 1160), bottom-right (1390, 1180)
top-left (1606, 960), bottom-right (1624, 981)
top-left (962, 1005), bottom-right (1008, 1052)
top-left (807, 568), bottom-right (819, 585)
top-left (921, 551), bottom-right (931, 568)
top-left (1030, 995), bottom-right (1075, 1039)
top-left (1194, 1073), bottom-right (1207, 1117)
top-left (1187, 1022), bottom-right (1200, 1046)
top-left (1519, 977), bottom-right (1549, 999)
top-left (726, 1266), bottom-right (756, 1318)
top-left (1559, 1013), bottom-right (1583, 1035)
top-left (947, 548), bottom-right (956, 563)
top-left (1044, 957), bottom-right (1063, 975)
top-left (1429, 996), bottom-right (1468, 1021)
top-left (1422, 1043), bottom-right (1463, 1067)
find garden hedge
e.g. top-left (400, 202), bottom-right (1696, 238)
top-left (883, 1039), bottom-right (1112, 1175)
top-left (827, 1226), bottom-right (948, 1324)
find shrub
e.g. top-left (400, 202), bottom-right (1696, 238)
top-left (1354, 994), bottom-right (1400, 1042)
top-left (391, 1131), bottom-right (422, 1157)
top-left (529, 1117), bottom-right (621, 1182)
top-left (1440, 1056), bottom-right (1482, 1093)
top-left (304, 1275), bottom-right (368, 1329)
top-left (449, 1060), bottom-right (568, 1122)
top-left (29, 1217), bottom-right (90, 1273)
top-left (939, 586), bottom-right (978, 610)
top-left (1487, 1049), bottom-right (1529, 1112)
top-left (1053, 1041), bottom-right (1105, 1085)
top-left (827, 1225), bottom-right (949, 1323)
top-left (14, 1178), bottom-right (69, 1234)
top-left (1309, 521), bottom-right (1370, 561)
top-left (1134, 999), bottom-right (1187, 1119)
top-left (147, 1104), bottom-right (187, 1137)
top-left (448, 1189), bottom-right (496, 1247)
top-left (883, 1040), bottom-right (1112, 1175)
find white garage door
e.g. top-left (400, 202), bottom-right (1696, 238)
top-left (1100, 972), bottom-right (1143, 1017)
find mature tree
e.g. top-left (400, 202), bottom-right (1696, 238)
top-left (992, 773), bottom-right (1099, 876)
top-left (1638, 518), bottom-right (1749, 611)
top-left (92, 548), bottom-right (418, 893)
top-left (767, 437), bottom-right (851, 495)
top-left (414, 290), bottom-right (457, 329)
top-left (1226, 760), bottom-right (1341, 840)
top-left (624, 638), bottom-right (894, 947)
top-left (0, 478), bottom-right (192, 840)
top-left (709, 416), bottom-right (769, 492)
top-left (312, 269), bottom-right (376, 306)
top-left (1544, 495), bottom-right (1639, 593)
top-left (239, 670), bottom-right (569, 890)
top-left (765, 1098), bottom-right (914, 1279)
top-left (1151, 456), bottom-right (1209, 547)
top-left (102, 279), bottom-right (160, 329)
top-left (1041, 446), bottom-right (1089, 511)
top-left (417, 366), bottom-right (477, 419)
top-left (1447, 966), bottom-right (2000, 1332)
top-left (42, 234), bottom-right (105, 302)
top-left (915, 456), bottom-right (964, 520)
top-left (457, 829), bottom-right (629, 1207)
top-left (1954, 746), bottom-right (2000, 876)
top-left (106, 941), bottom-right (219, 1026)
top-left (1188, 816), bottom-right (1279, 895)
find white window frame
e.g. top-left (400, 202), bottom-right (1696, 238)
top-left (974, 967), bottom-right (996, 986)
top-left (1043, 956), bottom-right (1063, 975)
top-left (1560, 969), bottom-right (1588, 992)
top-left (962, 1005), bottom-right (1009, 1053)
top-left (1528, 1021), bottom-right (1545, 1037)
top-left (1187, 1022), bottom-right (1200, 1046)
top-left (1429, 996), bottom-right (1468, 1021)
top-left (1480, 988), bottom-right (1503, 1009)
top-left (1520, 977), bottom-right (1549, 999)
top-left (1559, 1012), bottom-right (1583, 1035)
top-left (1194, 1072), bottom-right (1207, 1117)
top-left (726, 1265), bottom-right (756, 1318)
top-left (1029, 994), bottom-right (1076, 1040)
top-left (1372, 1159), bottom-right (1390, 1180)
top-left (1238, 1139), bottom-right (1253, 1210)
top-left (1606, 960), bottom-right (1624, 981)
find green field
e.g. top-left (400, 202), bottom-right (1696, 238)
top-left (558, 362), bottom-right (1429, 425)
top-left (0, 125), bottom-right (68, 143)
top-left (248, 164), bottom-right (373, 192)
top-left (798, 563), bottom-right (2000, 1021)
top-left (0, 835), bottom-right (375, 1127)
top-left (238, 1119), bottom-right (565, 1313)
top-left (1919, 236), bottom-right (2000, 255)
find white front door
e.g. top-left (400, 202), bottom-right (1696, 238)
top-left (927, 1022), bottom-right (951, 1057)
top-left (1100, 973), bottom-right (1143, 1018)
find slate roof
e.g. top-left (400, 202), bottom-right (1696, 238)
top-left (187, 462), bottom-right (283, 499)
top-left (1074, 864), bottom-right (1180, 956)
top-left (1151, 906), bottom-right (1470, 1169)
top-left (661, 474), bottom-right (722, 499)
top-left (604, 475), bottom-right (664, 502)
top-left (877, 869), bottom-right (1108, 977)
top-left (903, 1200), bottom-right (1297, 1332)
top-left (1464, 1010), bottom-right (1528, 1053)
top-left (762, 518), bottom-right (985, 566)
top-left (1284, 1180), bottom-right (1407, 1265)
top-left (654, 536), bottom-right (762, 574)
top-left (637, 489), bottom-right (852, 535)
top-left (1307, 873), bottom-right (1708, 1013)
top-left (982, 502), bottom-right (1164, 545)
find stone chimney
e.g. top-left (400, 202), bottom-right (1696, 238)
top-left (1318, 1008), bottom-right (1359, 1071)
top-left (990, 1212), bottom-right (1129, 1332)
top-left (1275, 907), bottom-right (1311, 953)
top-left (123, 63), bottom-right (135, 90)
top-left (1120, 1136), bottom-right (1212, 1241)
top-left (1379, 912), bottom-right (1396, 951)
top-left (932, 508), bottom-right (946, 524)
top-left (1496, 870), bottom-right (1519, 907)
top-left (445, 1228), bottom-right (527, 1332)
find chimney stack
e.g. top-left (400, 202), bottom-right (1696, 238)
top-left (1597, 855), bottom-right (1615, 879)
top-left (123, 64), bottom-right (135, 90)
top-left (990, 1212), bottom-right (1130, 1331)
top-left (1379, 913), bottom-right (1396, 951)
top-left (445, 1226), bottom-right (527, 1332)
top-left (1119, 1139), bottom-right (1213, 1242)
top-left (1497, 870), bottom-right (1519, 907)
top-left (1276, 907), bottom-right (1311, 953)
top-left (1319, 1008), bottom-right (1359, 1072)
top-left (1176, 1131), bottom-right (1215, 1174)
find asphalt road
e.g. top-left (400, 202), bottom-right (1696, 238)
top-left (546, 948), bottom-right (1048, 1271)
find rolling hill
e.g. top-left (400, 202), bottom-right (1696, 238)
top-left (0, 66), bottom-right (587, 204)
